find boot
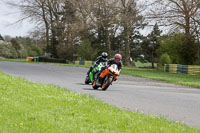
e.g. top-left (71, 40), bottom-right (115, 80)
top-left (87, 67), bottom-right (93, 76)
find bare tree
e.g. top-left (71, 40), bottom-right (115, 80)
top-left (7, 0), bottom-right (50, 52)
top-left (149, 0), bottom-right (200, 38)
top-left (76, 0), bottom-right (121, 57)
top-left (7, 0), bottom-right (146, 63)
top-left (119, 0), bottom-right (144, 66)
top-left (7, 0), bottom-right (79, 58)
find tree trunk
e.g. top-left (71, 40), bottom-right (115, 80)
top-left (185, 16), bottom-right (190, 38)
top-left (151, 43), bottom-right (155, 68)
top-left (105, 28), bottom-right (111, 58)
top-left (41, 1), bottom-right (50, 53)
top-left (182, 0), bottom-right (191, 38)
top-left (152, 62), bottom-right (154, 69)
top-left (197, 34), bottom-right (200, 59)
top-left (48, 0), bottom-right (57, 58)
top-left (124, 26), bottom-right (131, 66)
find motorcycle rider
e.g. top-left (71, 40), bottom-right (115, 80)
top-left (96, 53), bottom-right (122, 85)
top-left (87, 52), bottom-right (108, 76)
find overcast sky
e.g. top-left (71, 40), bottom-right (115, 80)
top-left (0, 0), bottom-right (34, 37)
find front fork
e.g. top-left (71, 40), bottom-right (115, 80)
top-left (103, 75), bottom-right (113, 85)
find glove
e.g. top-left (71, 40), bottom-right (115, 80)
top-left (93, 63), bottom-right (98, 68)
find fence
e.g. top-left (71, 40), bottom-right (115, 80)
top-left (26, 57), bottom-right (67, 63)
top-left (26, 57), bottom-right (39, 62)
top-left (164, 64), bottom-right (200, 75)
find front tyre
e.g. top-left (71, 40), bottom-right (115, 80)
top-left (102, 76), bottom-right (112, 91)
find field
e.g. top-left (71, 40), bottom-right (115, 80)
top-left (0, 72), bottom-right (199, 132)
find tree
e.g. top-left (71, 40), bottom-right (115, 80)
top-left (77, 39), bottom-right (98, 60)
top-left (26, 45), bottom-right (43, 57)
top-left (158, 34), bottom-right (183, 64)
top-left (7, 0), bottom-right (146, 63)
top-left (119, 0), bottom-right (144, 66)
top-left (179, 37), bottom-right (199, 65)
top-left (149, 0), bottom-right (200, 38)
top-left (158, 33), bottom-right (199, 65)
top-left (0, 34), bottom-right (4, 41)
top-left (0, 41), bottom-right (18, 58)
top-left (76, 0), bottom-right (120, 58)
top-left (8, 0), bottom-right (80, 59)
top-left (11, 38), bottom-right (24, 51)
top-left (141, 23), bottom-right (161, 68)
top-left (129, 31), bottom-right (144, 66)
top-left (7, 0), bottom-right (51, 53)
top-left (159, 53), bottom-right (172, 67)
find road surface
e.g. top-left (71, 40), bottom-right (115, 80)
top-left (0, 62), bottom-right (200, 128)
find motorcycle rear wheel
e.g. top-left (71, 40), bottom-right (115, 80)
top-left (92, 81), bottom-right (99, 90)
top-left (85, 76), bottom-right (90, 84)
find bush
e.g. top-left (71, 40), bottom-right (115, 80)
top-left (179, 38), bottom-right (199, 65)
top-left (26, 45), bottom-right (43, 57)
top-left (57, 44), bottom-right (74, 61)
top-left (0, 40), bottom-right (18, 58)
top-left (77, 39), bottom-right (98, 60)
top-left (11, 38), bottom-right (24, 50)
top-left (158, 34), bottom-right (183, 64)
top-left (158, 34), bottom-right (199, 65)
top-left (159, 53), bottom-right (172, 67)
top-left (194, 59), bottom-right (200, 65)
top-left (0, 40), bottom-right (43, 58)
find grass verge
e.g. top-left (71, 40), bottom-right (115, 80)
top-left (0, 58), bottom-right (27, 62)
top-left (0, 72), bottom-right (200, 132)
top-left (122, 67), bottom-right (200, 88)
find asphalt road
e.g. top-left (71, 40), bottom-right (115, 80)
top-left (0, 62), bottom-right (200, 128)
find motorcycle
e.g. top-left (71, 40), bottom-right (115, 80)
top-left (85, 62), bottom-right (106, 84)
top-left (92, 64), bottom-right (120, 91)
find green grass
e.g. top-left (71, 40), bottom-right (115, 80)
top-left (122, 67), bottom-right (200, 88)
top-left (0, 72), bottom-right (199, 133)
top-left (134, 61), bottom-right (155, 68)
top-left (0, 58), bottom-right (27, 62)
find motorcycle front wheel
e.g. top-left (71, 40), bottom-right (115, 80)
top-left (102, 76), bottom-right (112, 91)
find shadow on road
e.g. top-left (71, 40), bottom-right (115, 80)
top-left (82, 88), bottom-right (101, 91)
top-left (77, 83), bottom-right (119, 92)
top-left (76, 83), bottom-right (90, 85)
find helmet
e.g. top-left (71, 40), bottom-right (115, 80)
top-left (101, 52), bottom-right (108, 59)
top-left (114, 54), bottom-right (122, 64)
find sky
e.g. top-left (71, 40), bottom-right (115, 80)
top-left (0, 0), bottom-right (34, 37)
top-left (0, 0), bottom-right (153, 38)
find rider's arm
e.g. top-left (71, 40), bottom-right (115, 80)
top-left (94, 56), bottom-right (101, 65)
top-left (118, 62), bottom-right (122, 73)
top-left (107, 59), bottom-right (113, 67)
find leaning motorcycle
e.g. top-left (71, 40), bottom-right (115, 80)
top-left (85, 62), bottom-right (106, 84)
top-left (92, 64), bottom-right (120, 91)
